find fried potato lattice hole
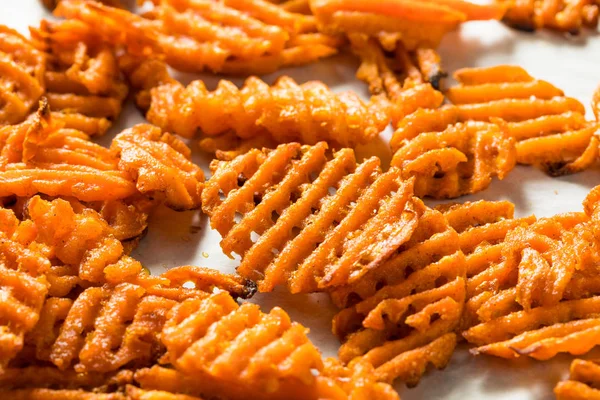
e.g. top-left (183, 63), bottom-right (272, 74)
top-left (390, 106), bottom-right (517, 199)
top-left (202, 142), bottom-right (420, 293)
top-left (555, 359), bottom-right (600, 400)
top-left (147, 76), bottom-right (390, 148)
top-left (0, 25), bottom-right (46, 125)
top-left (0, 101), bottom-right (136, 202)
top-left (328, 201), bottom-right (465, 386)
top-left (447, 65), bottom-right (599, 176)
top-left (30, 19), bottom-right (128, 136)
top-left (309, 0), bottom-right (504, 51)
top-left (111, 124), bottom-right (205, 211)
top-left (497, 0), bottom-right (600, 33)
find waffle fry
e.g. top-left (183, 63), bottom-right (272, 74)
top-left (147, 77), bottom-right (390, 148)
top-left (23, 283), bottom-right (179, 373)
top-left (202, 143), bottom-right (420, 292)
top-left (472, 318), bottom-right (600, 360)
top-left (463, 296), bottom-right (600, 347)
top-left (555, 359), bottom-right (600, 400)
top-left (497, 0), bottom-right (600, 33)
top-left (30, 19), bottom-right (128, 136)
top-left (0, 25), bottom-right (46, 125)
top-left (0, 205), bottom-right (50, 368)
top-left (0, 101), bottom-right (136, 202)
top-left (391, 106), bottom-right (517, 199)
top-left (438, 200), bottom-right (536, 329)
top-left (118, 56), bottom-right (177, 111)
top-left (321, 358), bottom-right (400, 400)
top-left (159, 291), bottom-right (324, 400)
top-left (310, 0), bottom-right (504, 50)
top-left (111, 124), bottom-right (205, 211)
top-left (329, 201), bottom-right (465, 386)
top-left (447, 65), bottom-right (599, 176)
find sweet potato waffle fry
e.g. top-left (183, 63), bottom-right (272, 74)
top-left (462, 198), bottom-right (600, 359)
top-left (111, 124), bottom-right (205, 211)
top-left (390, 106), bottom-right (517, 199)
top-left (309, 0), bottom-right (505, 51)
top-left (136, 0), bottom-right (340, 75)
top-left (437, 200), bottom-right (536, 329)
top-left (147, 76), bottom-right (390, 148)
top-left (159, 290), bottom-right (325, 400)
top-left (555, 359), bottom-right (600, 400)
top-left (497, 0), bottom-right (600, 33)
top-left (0, 101), bottom-right (136, 202)
top-left (30, 19), bottom-right (128, 136)
top-left (0, 25), bottom-right (46, 125)
top-left (202, 142), bottom-right (420, 292)
top-left (329, 200), bottom-right (465, 386)
top-left (447, 65), bottom-right (600, 176)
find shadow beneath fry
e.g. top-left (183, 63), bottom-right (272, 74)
top-left (131, 205), bottom-right (203, 273)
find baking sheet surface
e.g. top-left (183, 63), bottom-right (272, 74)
top-left (6, 2), bottom-right (600, 398)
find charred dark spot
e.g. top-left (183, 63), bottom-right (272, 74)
top-left (544, 161), bottom-right (571, 177)
top-left (427, 68), bottom-right (448, 91)
top-left (505, 20), bottom-right (536, 33)
top-left (237, 173), bottom-right (247, 187)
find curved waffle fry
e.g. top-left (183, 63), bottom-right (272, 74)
top-left (147, 76), bottom-right (389, 147)
top-left (497, 0), bottom-right (600, 33)
top-left (310, 0), bottom-right (504, 50)
top-left (160, 291), bottom-right (324, 400)
top-left (111, 124), bottom-right (205, 211)
top-left (438, 200), bottom-right (536, 329)
top-left (0, 25), bottom-right (45, 125)
top-left (328, 202), bottom-right (465, 386)
top-left (0, 101), bottom-right (136, 202)
top-left (30, 19), bottom-right (128, 136)
top-left (555, 359), bottom-right (600, 400)
top-left (391, 106), bottom-right (516, 199)
top-left (41, 0), bottom-right (125, 9)
top-left (472, 318), bottom-right (600, 360)
top-left (321, 358), bottom-right (400, 399)
top-left (24, 283), bottom-right (181, 373)
top-left (202, 143), bottom-right (418, 292)
top-left (447, 65), bottom-right (599, 176)
top-left (463, 296), bottom-right (600, 347)
top-left (0, 206), bottom-right (50, 368)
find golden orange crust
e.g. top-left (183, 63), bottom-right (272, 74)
top-left (111, 124), bottom-right (205, 211)
top-left (498, 0), bottom-right (600, 33)
top-left (0, 25), bottom-right (46, 126)
top-left (555, 359), bottom-right (600, 400)
top-left (30, 19), bottom-right (128, 136)
top-left (391, 106), bottom-right (517, 199)
top-left (147, 76), bottom-right (390, 148)
top-left (0, 102), bottom-right (136, 202)
top-left (329, 201), bottom-right (464, 386)
top-left (202, 143), bottom-right (419, 293)
top-left (448, 65), bottom-right (599, 176)
top-left (310, 0), bottom-right (504, 51)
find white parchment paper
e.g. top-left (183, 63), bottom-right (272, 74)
top-left (5, 2), bottom-right (600, 398)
